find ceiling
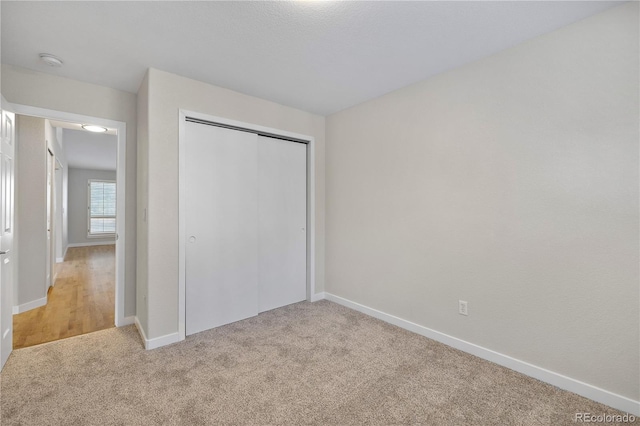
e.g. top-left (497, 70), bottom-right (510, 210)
top-left (50, 120), bottom-right (117, 136)
top-left (1, 1), bottom-right (624, 116)
top-left (61, 128), bottom-right (117, 171)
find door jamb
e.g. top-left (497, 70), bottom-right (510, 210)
top-left (178, 109), bottom-right (316, 341)
top-left (10, 103), bottom-right (128, 327)
top-left (46, 147), bottom-right (55, 290)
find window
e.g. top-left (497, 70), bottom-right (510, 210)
top-left (88, 180), bottom-right (116, 236)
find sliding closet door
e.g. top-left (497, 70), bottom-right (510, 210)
top-left (185, 122), bottom-right (259, 336)
top-left (258, 136), bottom-right (307, 313)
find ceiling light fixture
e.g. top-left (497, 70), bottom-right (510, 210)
top-left (39, 53), bottom-right (64, 67)
top-left (81, 124), bottom-right (108, 133)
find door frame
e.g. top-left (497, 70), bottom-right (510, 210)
top-left (10, 103), bottom-right (128, 327)
top-left (46, 147), bottom-right (55, 290)
top-left (178, 110), bottom-right (316, 340)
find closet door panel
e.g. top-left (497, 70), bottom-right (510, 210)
top-left (258, 136), bottom-right (307, 312)
top-left (185, 123), bottom-right (259, 336)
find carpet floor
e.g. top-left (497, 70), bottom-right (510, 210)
top-left (0, 300), bottom-right (632, 425)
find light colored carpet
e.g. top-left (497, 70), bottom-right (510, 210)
top-left (0, 300), bottom-right (632, 425)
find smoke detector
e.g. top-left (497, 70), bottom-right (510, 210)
top-left (39, 53), bottom-right (63, 67)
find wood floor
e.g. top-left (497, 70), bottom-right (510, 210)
top-left (13, 245), bottom-right (115, 349)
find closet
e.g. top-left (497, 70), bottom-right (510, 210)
top-left (183, 120), bottom-right (307, 336)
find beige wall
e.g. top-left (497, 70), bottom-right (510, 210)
top-left (15, 115), bottom-right (47, 306)
top-left (136, 72), bottom-right (149, 333)
top-left (326, 3), bottom-right (639, 401)
top-left (139, 68), bottom-right (325, 339)
top-left (1, 64), bottom-right (138, 317)
top-left (14, 116), bottom-right (65, 307)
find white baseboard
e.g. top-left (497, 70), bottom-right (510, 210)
top-left (56, 245), bottom-right (69, 263)
top-left (323, 292), bottom-right (639, 416)
top-left (67, 241), bottom-right (115, 248)
top-left (117, 316), bottom-right (135, 327)
top-left (12, 296), bottom-right (47, 314)
top-left (310, 291), bottom-right (325, 302)
top-left (134, 316), bottom-right (183, 350)
top-left (134, 317), bottom-right (147, 346)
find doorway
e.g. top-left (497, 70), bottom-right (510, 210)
top-left (5, 104), bottom-right (127, 352)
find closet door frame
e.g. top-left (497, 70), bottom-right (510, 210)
top-left (178, 110), bottom-right (316, 341)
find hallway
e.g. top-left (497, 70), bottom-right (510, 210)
top-left (13, 245), bottom-right (115, 349)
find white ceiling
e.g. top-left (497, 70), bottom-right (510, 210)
top-left (61, 128), bottom-right (117, 171)
top-left (1, 1), bottom-right (624, 115)
top-left (50, 120), bottom-right (117, 136)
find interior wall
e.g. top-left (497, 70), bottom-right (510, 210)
top-left (67, 168), bottom-right (117, 246)
top-left (139, 68), bottom-right (325, 339)
top-left (326, 3), bottom-right (639, 401)
top-left (1, 64), bottom-right (137, 317)
top-left (15, 115), bottom-right (46, 306)
top-left (136, 72), bottom-right (149, 334)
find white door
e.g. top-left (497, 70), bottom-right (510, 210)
top-left (257, 136), bottom-right (307, 312)
top-left (0, 107), bottom-right (15, 369)
top-left (185, 123), bottom-right (259, 336)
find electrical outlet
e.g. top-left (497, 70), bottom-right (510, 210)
top-left (459, 300), bottom-right (468, 316)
